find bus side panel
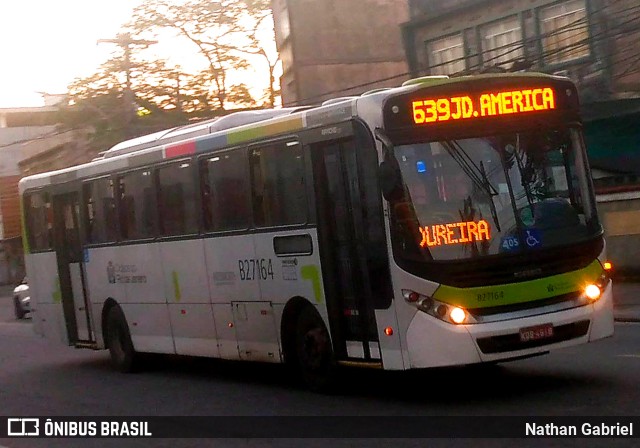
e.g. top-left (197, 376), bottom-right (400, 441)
top-left (253, 229), bottom-right (325, 306)
top-left (252, 228), bottom-right (328, 362)
top-left (160, 239), bottom-right (219, 358)
top-left (117, 243), bottom-right (174, 354)
top-left (205, 234), bottom-right (259, 303)
top-left (204, 234), bottom-right (258, 361)
top-left (84, 246), bottom-right (126, 349)
top-left (26, 252), bottom-right (68, 344)
top-left (253, 228), bottom-right (329, 320)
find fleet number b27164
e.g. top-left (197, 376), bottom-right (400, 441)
top-left (238, 259), bottom-right (274, 281)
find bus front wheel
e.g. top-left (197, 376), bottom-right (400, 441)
top-left (106, 305), bottom-right (138, 373)
top-left (294, 307), bottom-right (337, 392)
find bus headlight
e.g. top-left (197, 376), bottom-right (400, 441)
top-left (402, 289), bottom-right (475, 325)
top-left (584, 284), bottom-right (601, 301)
top-left (449, 307), bottom-right (467, 324)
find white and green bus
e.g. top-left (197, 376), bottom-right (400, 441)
top-left (20, 73), bottom-right (614, 390)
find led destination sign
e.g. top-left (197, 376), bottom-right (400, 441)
top-left (419, 220), bottom-right (491, 248)
top-left (411, 87), bottom-right (556, 125)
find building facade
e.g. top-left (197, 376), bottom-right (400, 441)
top-left (271, 0), bottom-right (410, 106)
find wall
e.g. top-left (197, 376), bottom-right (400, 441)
top-left (274, 0), bottom-right (410, 105)
top-left (596, 191), bottom-right (640, 277)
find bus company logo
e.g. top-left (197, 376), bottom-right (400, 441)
top-left (513, 268), bottom-right (543, 279)
top-left (7, 418), bottom-right (40, 436)
top-left (105, 262), bottom-right (147, 284)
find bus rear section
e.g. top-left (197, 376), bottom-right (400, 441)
top-left (378, 74), bottom-right (614, 368)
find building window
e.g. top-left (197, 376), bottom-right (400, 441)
top-left (250, 141), bottom-right (307, 227)
top-left (427, 34), bottom-right (465, 75)
top-left (540, 0), bottom-right (589, 65)
top-left (157, 160), bottom-right (199, 236)
top-left (481, 15), bottom-right (523, 68)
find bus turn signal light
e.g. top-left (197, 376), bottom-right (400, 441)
top-left (585, 284), bottom-right (601, 301)
top-left (603, 261), bottom-right (613, 271)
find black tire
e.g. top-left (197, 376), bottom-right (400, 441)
top-left (294, 306), bottom-right (337, 392)
top-left (106, 305), bottom-right (139, 373)
top-left (13, 296), bottom-right (25, 320)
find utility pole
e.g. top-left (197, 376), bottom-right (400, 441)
top-left (97, 33), bottom-right (158, 138)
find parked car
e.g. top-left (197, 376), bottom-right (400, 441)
top-left (13, 277), bottom-right (30, 319)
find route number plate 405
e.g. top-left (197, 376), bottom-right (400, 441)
top-left (519, 323), bottom-right (554, 342)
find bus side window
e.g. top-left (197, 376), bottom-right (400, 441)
top-left (157, 160), bottom-right (198, 236)
top-left (250, 141), bottom-right (307, 227)
top-left (200, 150), bottom-right (250, 232)
top-left (117, 169), bottom-right (156, 240)
top-left (83, 178), bottom-right (116, 244)
top-left (25, 191), bottom-right (53, 251)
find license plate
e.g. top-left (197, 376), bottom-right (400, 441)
top-left (519, 323), bottom-right (554, 342)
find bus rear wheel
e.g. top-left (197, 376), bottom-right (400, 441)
top-left (106, 305), bottom-right (138, 373)
top-left (294, 307), bottom-right (337, 392)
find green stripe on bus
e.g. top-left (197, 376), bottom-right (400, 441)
top-left (433, 260), bottom-right (603, 309)
top-left (172, 271), bottom-right (181, 302)
top-left (301, 265), bottom-right (323, 303)
top-left (227, 117), bottom-right (304, 145)
top-left (53, 276), bottom-right (61, 304)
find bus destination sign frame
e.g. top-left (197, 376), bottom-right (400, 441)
top-left (382, 76), bottom-right (580, 139)
top-left (411, 87), bottom-right (556, 125)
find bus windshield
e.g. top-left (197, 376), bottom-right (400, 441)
top-left (389, 126), bottom-right (601, 262)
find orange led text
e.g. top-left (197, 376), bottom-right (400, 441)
top-left (419, 220), bottom-right (491, 248)
top-left (412, 87), bottom-right (556, 124)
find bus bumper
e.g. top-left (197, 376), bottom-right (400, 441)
top-left (405, 281), bottom-right (614, 368)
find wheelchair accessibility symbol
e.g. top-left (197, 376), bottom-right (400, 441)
top-left (524, 229), bottom-right (542, 248)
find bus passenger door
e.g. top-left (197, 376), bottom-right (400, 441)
top-left (52, 192), bottom-right (94, 343)
top-left (312, 137), bottom-right (389, 363)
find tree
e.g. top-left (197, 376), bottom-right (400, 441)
top-left (127, 0), bottom-right (276, 109)
top-left (59, 54), bottom-right (190, 153)
top-left (233, 12), bottom-right (281, 107)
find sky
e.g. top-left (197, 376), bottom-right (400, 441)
top-left (0, 1), bottom-right (148, 108)
top-left (0, 1), bottom-right (277, 109)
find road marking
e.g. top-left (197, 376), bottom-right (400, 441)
top-left (617, 354), bottom-right (640, 358)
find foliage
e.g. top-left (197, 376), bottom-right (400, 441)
top-left (56, 0), bottom-right (278, 155)
top-left (128, 0), bottom-right (277, 108)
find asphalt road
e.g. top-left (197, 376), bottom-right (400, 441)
top-left (1, 290), bottom-right (639, 448)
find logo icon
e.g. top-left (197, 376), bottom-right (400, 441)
top-left (7, 418), bottom-right (40, 436)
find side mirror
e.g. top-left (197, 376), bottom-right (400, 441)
top-left (379, 160), bottom-right (403, 202)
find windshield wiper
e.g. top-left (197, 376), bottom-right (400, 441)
top-left (479, 160), bottom-right (501, 232)
top-left (440, 140), bottom-right (501, 232)
top-left (513, 134), bottom-right (535, 211)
